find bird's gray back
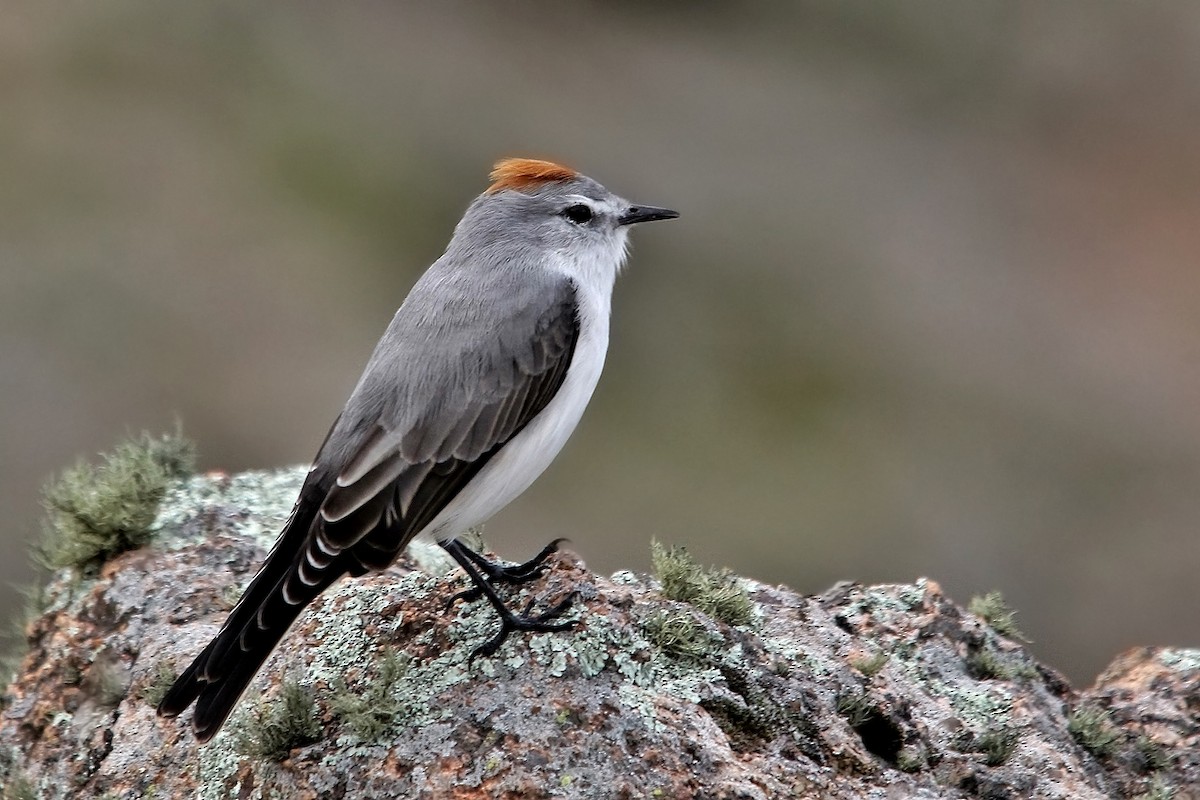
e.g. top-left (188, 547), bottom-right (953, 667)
top-left (317, 248), bottom-right (576, 477)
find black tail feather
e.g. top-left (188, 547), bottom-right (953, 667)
top-left (157, 564), bottom-right (341, 742)
top-left (156, 484), bottom-right (340, 741)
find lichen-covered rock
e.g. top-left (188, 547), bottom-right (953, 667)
top-left (1, 468), bottom-right (1196, 799)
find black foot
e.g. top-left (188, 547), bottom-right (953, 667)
top-left (441, 538), bottom-right (567, 611)
top-left (468, 591), bottom-right (579, 662)
top-left (439, 538), bottom-right (579, 660)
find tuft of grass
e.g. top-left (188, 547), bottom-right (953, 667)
top-left (139, 661), bottom-right (178, 708)
top-left (848, 651), bottom-right (890, 677)
top-left (650, 541), bottom-right (754, 627)
top-left (1133, 734), bottom-right (1172, 773)
top-left (1068, 706), bottom-right (1121, 760)
top-left (976, 727), bottom-right (1021, 766)
top-left (895, 746), bottom-right (925, 772)
top-left (238, 678), bottom-right (322, 760)
top-left (835, 691), bottom-right (873, 728)
top-left (36, 429), bottom-right (196, 571)
top-left (968, 591), bottom-right (1029, 642)
top-left (966, 646), bottom-right (1037, 682)
top-left (1132, 776), bottom-right (1176, 800)
top-left (642, 609), bottom-right (719, 663)
top-left (328, 648), bottom-right (408, 741)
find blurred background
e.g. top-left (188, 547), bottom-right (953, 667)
top-left (3, 2), bottom-right (1199, 684)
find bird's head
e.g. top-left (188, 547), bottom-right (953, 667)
top-left (450, 157), bottom-right (678, 282)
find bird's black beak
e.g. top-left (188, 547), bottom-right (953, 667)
top-left (618, 205), bottom-right (680, 226)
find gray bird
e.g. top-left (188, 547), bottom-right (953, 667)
top-left (157, 157), bottom-right (679, 742)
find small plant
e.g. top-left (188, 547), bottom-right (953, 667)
top-left (329, 649), bottom-right (408, 741)
top-left (848, 651), bottom-right (890, 677)
top-left (1131, 776), bottom-right (1176, 800)
top-left (36, 429), bottom-right (196, 571)
top-left (1133, 734), bottom-right (1171, 773)
top-left (642, 609), bottom-right (718, 663)
top-left (966, 646), bottom-right (1037, 682)
top-left (650, 541), bottom-right (754, 627)
top-left (139, 661), bottom-right (179, 708)
top-left (238, 678), bottom-right (322, 760)
top-left (976, 727), bottom-right (1021, 766)
top-left (968, 592), bottom-right (1029, 642)
top-left (1068, 706), bottom-right (1121, 760)
top-left (835, 691), bottom-right (873, 728)
top-left (895, 746), bottom-right (925, 772)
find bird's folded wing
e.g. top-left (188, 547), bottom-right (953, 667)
top-left (188, 275), bottom-right (581, 684)
top-left (304, 278), bottom-right (581, 574)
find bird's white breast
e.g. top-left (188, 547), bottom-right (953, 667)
top-left (419, 251), bottom-right (618, 543)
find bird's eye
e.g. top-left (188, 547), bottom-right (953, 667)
top-left (561, 204), bottom-right (593, 225)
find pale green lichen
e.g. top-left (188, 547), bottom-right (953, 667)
top-left (608, 570), bottom-right (640, 586)
top-left (758, 633), bottom-right (836, 682)
top-left (838, 584), bottom-right (935, 634)
top-left (897, 580), bottom-right (929, 609)
top-left (139, 660), bottom-right (178, 708)
top-left (120, 468), bottom-right (1058, 794)
top-left (929, 679), bottom-right (1014, 734)
top-left (151, 467), bottom-right (308, 551)
top-left (1156, 648), bottom-right (1200, 673)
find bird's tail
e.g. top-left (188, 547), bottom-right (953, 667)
top-left (157, 493), bottom-right (342, 742)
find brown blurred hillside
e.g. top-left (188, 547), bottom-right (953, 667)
top-left (3, 2), bottom-right (1199, 683)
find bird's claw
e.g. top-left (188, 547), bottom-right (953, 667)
top-left (466, 590), bottom-right (580, 664)
top-left (443, 538), bottom-right (569, 613)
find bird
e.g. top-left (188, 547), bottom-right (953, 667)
top-left (157, 157), bottom-right (679, 742)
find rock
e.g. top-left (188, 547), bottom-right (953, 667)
top-left (1, 467), bottom-right (1196, 799)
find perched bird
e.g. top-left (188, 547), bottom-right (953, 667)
top-left (157, 157), bottom-right (679, 742)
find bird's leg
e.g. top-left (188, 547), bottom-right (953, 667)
top-left (440, 538), bottom-right (565, 608)
top-left (441, 539), bottom-right (578, 661)
top-left (450, 537), bottom-right (566, 582)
